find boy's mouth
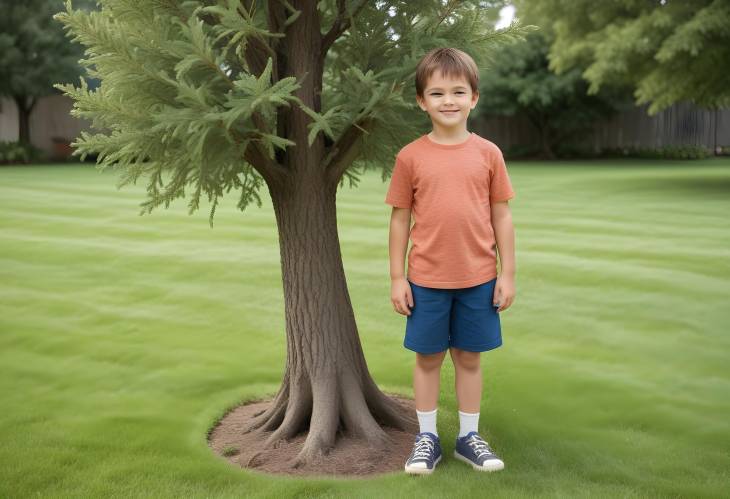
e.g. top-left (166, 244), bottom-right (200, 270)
top-left (440, 110), bottom-right (459, 115)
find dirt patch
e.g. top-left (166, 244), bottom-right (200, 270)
top-left (207, 394), bottom-right (418, 477)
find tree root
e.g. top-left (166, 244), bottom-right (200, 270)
top-left (363, 377), bottom-right (418, 430)
top-left (241, 367), bottom-right (415, 468)
top-left (242, 389), bottom-right (287, 433)
top-left (341, 369), bottom-right (392, 448)
top-left (263, 380), bottom-right (312, 446)
top-left (289, 378), bottom-right (339, 465)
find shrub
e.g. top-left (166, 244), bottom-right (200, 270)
top-left (503, 143), bottom-right (542, 159)
top-left (599, 145), bottom-right (711, 159)
top-left (0, 141), bottom-right (42, 165)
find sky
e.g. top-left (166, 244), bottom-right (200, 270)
top-left (495, 4), bottom-right (516, 29)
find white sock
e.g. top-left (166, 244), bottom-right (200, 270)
top-left (416, 408), bottom-right (438, 436)
top-left (458, 410), bottom-right (479, 437)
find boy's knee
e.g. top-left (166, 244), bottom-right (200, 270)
top-left (415, 351), bottom-right (446, 371)
top-left (450, 348), bottom-right (481, 371)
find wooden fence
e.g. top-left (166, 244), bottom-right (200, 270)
top-left (2, 95), bottom-right (729, 158)
top-left (474, 101), bottom-right (730, 154)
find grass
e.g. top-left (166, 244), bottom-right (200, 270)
top-left (1, 157), bottom-right (729, 498)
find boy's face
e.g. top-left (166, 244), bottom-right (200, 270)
top-left (416, 70), bottom-right (479, 130)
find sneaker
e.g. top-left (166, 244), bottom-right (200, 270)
top-left (454, 431), bottom-right (505, 471)
top-left (404, 432), bottom-right (442, 475)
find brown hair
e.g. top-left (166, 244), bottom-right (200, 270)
top-left (415, 48), bottom-right (479, 98)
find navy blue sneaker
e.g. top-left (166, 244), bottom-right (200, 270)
top-left (454, 431), bottom-right (505, 471)
top-left (404, 432), bottom-right (442, 475)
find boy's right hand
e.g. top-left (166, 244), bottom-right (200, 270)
top-left (391, 277), bottom-right (414, 316)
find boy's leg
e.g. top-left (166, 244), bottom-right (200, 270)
top-left (414, 351), bottom-right (446, 435)
top-left (414, 351), bottom-right (447, 412)
top-left (404, 350), bottom-right (446, 474)
top-left (447, 280), bottom-right (505, 471)
top-left (447, 278), bottom-right (502, 420)
top-left (450, 348), bottom-right (482, 414)
top-left (403, 281), bottom-right (451, 474)
top-left (404, 280), bottom-right (452, 429)
top-left (450, 347), bottom-right (482, 437)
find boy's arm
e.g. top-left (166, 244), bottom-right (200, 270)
top-left (491, 201), bottom-right (515, 312)
top-left (389, 207), bottom-right (411, 279)
top-left (389, 207), bottom-right (414, 315)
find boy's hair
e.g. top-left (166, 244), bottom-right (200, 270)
top-left (415, 47), bottom-right (479, 98)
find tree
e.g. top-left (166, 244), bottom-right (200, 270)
top-left (54, 0), bottom-right (533, 465)
top-left (0, 0), bottom-right (91, 144)
top-left (513, 0), bottom-right (730, 115)
top-left (474, 30), bottom-right (628, 159)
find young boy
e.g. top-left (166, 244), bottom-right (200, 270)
top-left (385, 47), bottom-right (516, 475)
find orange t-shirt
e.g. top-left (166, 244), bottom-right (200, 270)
top-left (385, 132), bottom-right (515, 289)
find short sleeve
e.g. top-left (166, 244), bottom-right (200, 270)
top-left (384, 154), bottom-right (414, 208)
top-left (489, 147), bottom-right (515, 203)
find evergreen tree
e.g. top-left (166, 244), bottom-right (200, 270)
top-left (54, 0), bottom-right (534, 465)
top-left (514, 0), bottom-right (730, 115)
top-left (0, 0), bottom-right (91, 144)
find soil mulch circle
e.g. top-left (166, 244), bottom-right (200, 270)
top-left (207, 394), bottom-right (418, 478)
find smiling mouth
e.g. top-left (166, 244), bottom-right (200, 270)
top-left (440, 110), bottom-right (459, 114)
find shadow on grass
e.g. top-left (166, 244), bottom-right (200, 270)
top-left (605, 176), bottom-right (730, 197)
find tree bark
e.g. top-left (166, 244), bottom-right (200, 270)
top-left (244, 168), bottom-right (415, 466)
top-left (540, 128), bottom-right (556, 160)
top-left (14, 96), bottom-right (35, 145)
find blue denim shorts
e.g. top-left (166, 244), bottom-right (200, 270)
top-left (404, 278), bottom-right (502, 354)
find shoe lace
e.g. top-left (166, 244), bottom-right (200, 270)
top-left (412, 436), bottom-right (435, 460)
top-left (467, 435), bottom-right (493, 459)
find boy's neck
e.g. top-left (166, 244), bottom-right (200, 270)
top-left (428, 125), bottom-right (472, 145)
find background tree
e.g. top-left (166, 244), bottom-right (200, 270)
top-left (0, 0), bottom-right (92, 144)
top-left (54, 0), bottom-right (534, 465)
top-left (474, 30), bottom-right (627, 159)
top-left (513, 0), bottom-right (730, 115)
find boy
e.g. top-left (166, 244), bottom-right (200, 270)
top-left (385, 47), bottom-right (516, 475)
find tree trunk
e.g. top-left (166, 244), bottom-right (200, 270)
top-left (14, 96), bottom-right (34, 145)
top-left (540, 127), bottom-right (556, 160)
top-left (244, 168), bottom-right (415, 466)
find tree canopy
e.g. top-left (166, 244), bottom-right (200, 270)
top-left (476, 30), bottom-right (625, 158)
top-left (514, 0), bottom-right (730, 114)
top-left (0, 0), bottom-right (91, 142)
top-left (54, 1), bottom-right (534, 226)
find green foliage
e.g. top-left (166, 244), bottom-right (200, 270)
top-left (0, 0), bottom-right (88, 100)
top-left (53, 0), bottom-right (536, 226)
top-left (476, 30), bottom-right (627, 158)
top-left (504, 141), bottom-right (712, 161)
top-left (0, 141), bottom-right (43, 165)
top-left (502, 143), bottom-right (542, 159)
top-left (600, 145), bottom-right (711, 160)
top-left (515, 0), bottom-right (730, 114)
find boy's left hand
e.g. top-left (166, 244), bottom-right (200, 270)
top-left (493, 274), bottom-right (515, 313)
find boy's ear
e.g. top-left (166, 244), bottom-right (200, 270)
top-left (415, 95), bottom-right (425, 111)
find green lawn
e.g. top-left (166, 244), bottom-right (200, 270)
top-left (2, 158), bottom-right (729, 498)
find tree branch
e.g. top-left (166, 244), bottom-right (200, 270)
top-left (321, 0), bottom-right (368, 57)
top-left (239, 1), bottom-right (279, 80)
top-left (431, 0), bottom-right (460, 33)
top-left (324, 117), bottom-right (373, 186)
top-left (242, 135), bottom-right (288, 188)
